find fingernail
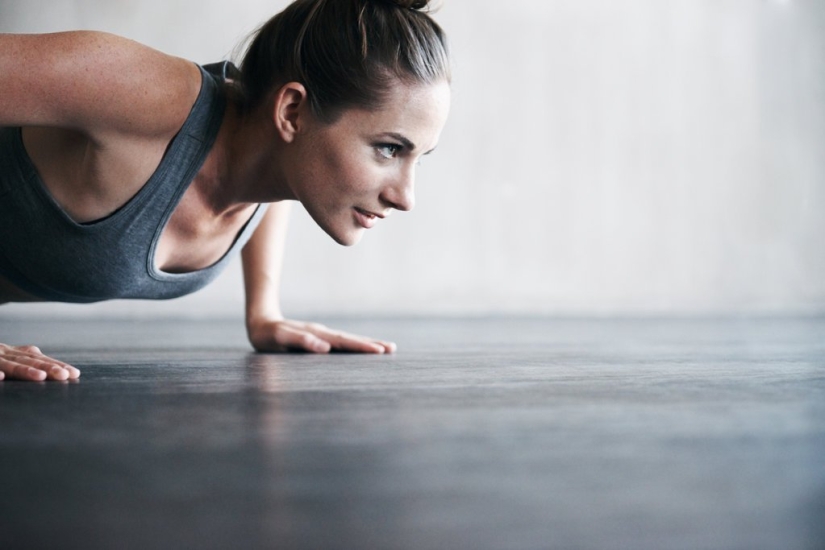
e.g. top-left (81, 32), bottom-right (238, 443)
top-left (29, 368), bottom-right (46, 380)
top-left (51, 366), bottom-right (69, 379)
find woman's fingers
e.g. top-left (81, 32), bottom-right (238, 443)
top-left (0, 343), bottom-right (80, 381)
top-left (251, 320), bottom-right (397, 354)
top-left (302, 324), bottom-right (396, 354)
top-left (0, 356), bottom-right (49, 381)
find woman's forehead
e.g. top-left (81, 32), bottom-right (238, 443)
top-left (335, 82), bottom-right (450, 146)
top-left (349, 80), bottom-right (450, 122)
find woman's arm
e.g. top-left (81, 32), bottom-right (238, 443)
top-left (242, 203), bottom-right (396, 354)
top-left (0, 31), bottom-right (199, 139)
top-left (0, 31), bottom-right (195, 382)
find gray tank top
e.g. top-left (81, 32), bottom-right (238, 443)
top-left (0, 62), bottom-right (267, 303)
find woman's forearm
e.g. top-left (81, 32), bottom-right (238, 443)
top-left (241, 201), bottom-right (293, 325)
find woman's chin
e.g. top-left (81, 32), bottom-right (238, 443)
top-left (327, 226), bottom-right (365, 247)
top-left (308, 212), bottom-right (365, 247)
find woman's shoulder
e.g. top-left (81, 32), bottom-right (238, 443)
top-left (1, 32), bottom-right (206, 223)
top-left (0, 31), bottom-right (202, 142)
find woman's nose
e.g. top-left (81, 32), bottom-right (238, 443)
top-left (381, 167), bottom-right (416, 212)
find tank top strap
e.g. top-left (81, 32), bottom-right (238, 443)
top-left (202, 61), bottom-right (241, 83)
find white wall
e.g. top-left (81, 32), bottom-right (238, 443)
top-left (1, 0), bottom-right (823, 318)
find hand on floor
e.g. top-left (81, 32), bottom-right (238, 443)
top-left (247, 318), bottom-right (396, 354)
top-left (0, 343), bottom-right (81, 381)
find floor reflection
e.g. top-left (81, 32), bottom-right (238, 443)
top-left (245, 353), bottom-right (285, 394)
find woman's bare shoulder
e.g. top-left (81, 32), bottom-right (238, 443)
top-left (0, 31), bottom-right (202, 142)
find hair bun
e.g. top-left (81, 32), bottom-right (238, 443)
top-left (383, 0), bottom-right (431, 11)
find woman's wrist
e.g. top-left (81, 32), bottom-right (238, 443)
top-left (245, 307), bottom-right (284, 330)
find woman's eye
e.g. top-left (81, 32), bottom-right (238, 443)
top-left (377, 144), bottom-right (401, 159)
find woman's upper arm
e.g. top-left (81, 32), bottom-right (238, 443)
top-left (0, 31), bottom-right (201, 139)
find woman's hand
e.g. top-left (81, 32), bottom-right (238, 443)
top-left (248, 318), bottom-right (397, 354)
top-left (0, 343), bottom-right (81, 381)
top-left (240, 206), bottom-right (395, 355)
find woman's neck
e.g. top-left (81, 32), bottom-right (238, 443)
top-left (199, 99), bottom-right (295, 218)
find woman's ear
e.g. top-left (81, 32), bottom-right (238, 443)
top-left (272, 82), bottom-right (309, 143)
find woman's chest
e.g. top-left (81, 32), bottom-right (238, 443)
top-left (153, 189), bottom-right (258, 274)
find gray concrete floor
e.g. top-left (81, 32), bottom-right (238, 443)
top-left (0, 316), bottom-right (824, 550)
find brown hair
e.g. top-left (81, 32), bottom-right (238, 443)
top-left (237, 0), bottom-right (451, 122)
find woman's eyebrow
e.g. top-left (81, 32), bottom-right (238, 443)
top-left (381, 132), bottom-right (416, 150)
top-left (381, 132), bottom-right (437, 155)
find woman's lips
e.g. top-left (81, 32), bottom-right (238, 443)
top-left (354, 207), bottom-right (379, 229)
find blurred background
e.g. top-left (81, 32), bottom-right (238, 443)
top-left (1, 0), bottom-right (823, 319)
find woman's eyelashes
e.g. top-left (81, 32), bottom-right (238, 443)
top-left (376, 143), bottom-right (402, 160)
top-left (374, 143), bottom-right (426, 165)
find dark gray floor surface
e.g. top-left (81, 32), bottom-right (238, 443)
top-left (1, 316), bottom-right (824, 550)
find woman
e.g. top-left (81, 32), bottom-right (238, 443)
top-left (0, 0), bottom-right (451, 381)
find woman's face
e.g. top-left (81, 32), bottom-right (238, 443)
top-left (286, 79), bottom-right (451, 246)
